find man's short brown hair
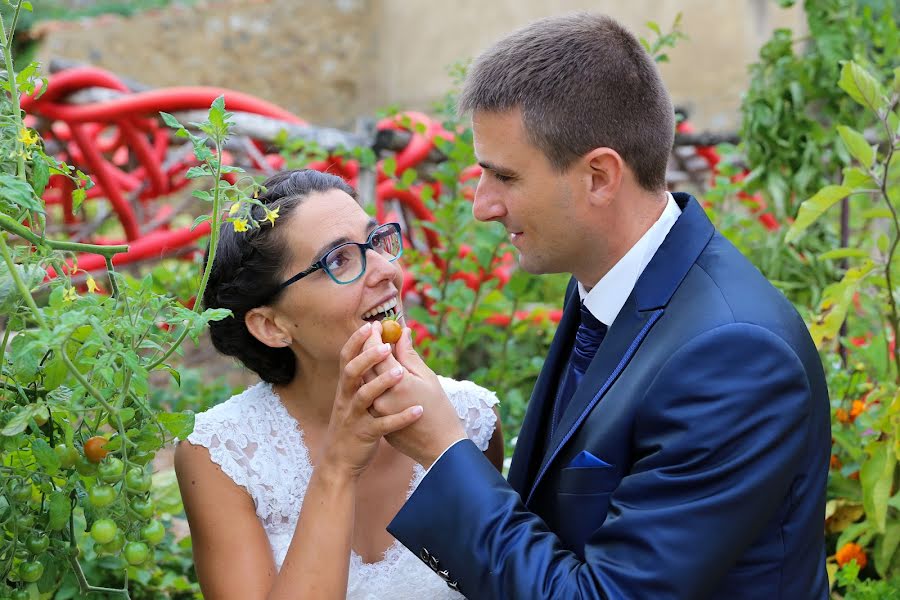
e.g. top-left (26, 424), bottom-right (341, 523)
top-left (459, 13), bottom-right (675, 192)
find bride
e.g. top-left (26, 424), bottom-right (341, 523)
top-left (175, 169), bottom-right (503, 599)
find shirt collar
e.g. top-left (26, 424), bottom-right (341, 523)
top-left (577, 192), bottom-right (681, 327)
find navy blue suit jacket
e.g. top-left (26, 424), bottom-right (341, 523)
top-left (388, 194), bottom-right (830, 599)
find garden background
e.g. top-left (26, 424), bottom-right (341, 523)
top-left (0, 0), bottom-right (898, 597)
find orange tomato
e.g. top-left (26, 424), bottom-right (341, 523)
top-left (84, 436), bottom-right (110, 464)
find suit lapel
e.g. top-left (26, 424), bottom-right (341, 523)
top-left (507, 279), bottom-right (579, 496)
top-left (524, 194), bottom-right (716, 505)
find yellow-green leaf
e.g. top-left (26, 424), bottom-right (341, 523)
top-left (875, 522), bottom-right (900, 576)
top-left (808, 261), bottom-right (873, 348)
top-left (818, 248), bottom-right (869, 261)
top-left (861, 442), bottom-right (896, 533)
top-left (786, 185), bottom-right (851, 244)
top-left (837, 126), bottom-right (875, 169)
top-left (839, 61), bottom-right (886, 112)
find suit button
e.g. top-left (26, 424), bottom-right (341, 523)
top-left (447, 580), bottom-right (460, 591)
top-left (429, 555), bottom-right (440, 571)
top-left (419, 548), bottom-right (431, 563)
top-left (438, 569), bottom-right (450, 580)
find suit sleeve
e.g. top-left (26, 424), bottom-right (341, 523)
top-left (388, 323), bottom-right (814, 599)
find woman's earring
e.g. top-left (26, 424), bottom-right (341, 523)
top-left (282, 338), bottom-right (291, 346)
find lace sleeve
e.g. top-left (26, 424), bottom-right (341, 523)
top-left (438, 376), bottom-right (499, 451)
top-left (185, 397), bottom-right (255, 493)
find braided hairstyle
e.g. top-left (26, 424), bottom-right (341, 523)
top-left (203, 169), bottom-right (357, 384)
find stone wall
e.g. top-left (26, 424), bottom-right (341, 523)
top-left (36, 0), bottom-right (806, 130)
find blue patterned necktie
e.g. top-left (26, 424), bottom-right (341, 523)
top-left (551, 302), bottom-right (608, 436)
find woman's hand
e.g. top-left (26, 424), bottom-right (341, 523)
top-left (321, 322), bottom-right (423, 480)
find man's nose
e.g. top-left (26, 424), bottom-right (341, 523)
top-left (472, 176), bottom-right (507, 223)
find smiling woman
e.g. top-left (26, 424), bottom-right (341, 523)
top-left (174, 169), bottom-right (504, 600)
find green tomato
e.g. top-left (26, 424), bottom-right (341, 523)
top-left (123, 541), bottom-right (150, 566)
top-left (19, 560), bottom-right (44, 582)
top-left (74, 456), bottom-right (97, 476)
top-left (98, 457), bottom-right (125, 484)
top-left (54, 444), bottom-right (78, 469)
top-left (97, 530), bottom-right (125, 555)
top-left (140, 520), bottom-right (165, 546)
top-left (25, 533), bottom-right (49, 555)
top-left (10, 482), bottom-right (32, 504)
top-left (130, 497), bottom-right (154, 520)
top-left (16, 513), bottom-right (34, 530)
top-left (90, 518), bottom-right (118, 545)
top-left (88, 485), bottom-right (116, 508)
top-left (125, 467), bottom-right (152, 494)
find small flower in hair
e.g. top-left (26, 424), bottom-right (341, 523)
top-left (264, 206), bottom-right (279, 227)
top-left (228, 202), bottom-right (241, 217)
top-left (232, 218), bottom-right (249, 232)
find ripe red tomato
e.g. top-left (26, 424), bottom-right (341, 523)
top-left (83, 436), bottom-right (109, 464)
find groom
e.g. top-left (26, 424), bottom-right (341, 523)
top-left (374, 12), bottom-right (830, 599)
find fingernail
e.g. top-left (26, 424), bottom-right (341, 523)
top-left (381, 343), bottom-right (391, 353)
top-left (391, 367), bottom-right (403, 377)
top-left (361, 322), bottom-right (371, 332)
top-left (411, 405), bottom-right (423, 416)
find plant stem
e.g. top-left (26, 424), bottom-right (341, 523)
top-left (60, 342), bottom-right (117, 414)
top-left (0, 9), bottom-right (26, 181)
top-left (0, 232), bottom-right (46, 328)
top-left (67, 554), bottom-right (131, 598)
top-left (872, 115), bottom-right (900, 382)
top-left (0, 212), bottom-right (129, 257)
top-left (147, 145), bottom-right (224, 371)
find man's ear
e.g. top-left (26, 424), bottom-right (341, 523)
top-left (245, 306), bottom-right (293, 348)
top-left (583, 147), bottom-right (624, 208)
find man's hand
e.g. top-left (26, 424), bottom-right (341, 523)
top-left (367, 324), bottom-right (467, 468)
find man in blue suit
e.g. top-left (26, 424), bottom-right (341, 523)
top-left (372, 12), bottom-right (830, 599)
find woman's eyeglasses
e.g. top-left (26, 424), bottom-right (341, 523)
top-left (279, 222), bottom-right (403, 288)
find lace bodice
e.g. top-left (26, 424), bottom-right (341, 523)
top-left (187, 376), bottom-right (499, 599)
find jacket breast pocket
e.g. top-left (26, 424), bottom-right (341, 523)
top-left (558, 464), bottom-right (620, 496)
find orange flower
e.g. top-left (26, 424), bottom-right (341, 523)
top-left (835, 542), bottom-right (867, 569)
top-left (835, 408), bottom-right (850, 424)
top-left (850, 400), bottom-right (866, 419)
top-left (830, 455), bottom-right (842, 470)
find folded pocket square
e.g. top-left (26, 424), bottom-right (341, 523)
top-left (567, 450), bottom-right (613, 469)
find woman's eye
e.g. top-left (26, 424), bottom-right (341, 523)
top-left (326, 250), bottom-right (350, 271)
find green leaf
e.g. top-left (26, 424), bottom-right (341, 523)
top-left (382, 157), bottom-right (397, 178)
top-left (1, 405), bottom-right (35, 436)
top-left (875, 522), bottom-right (900, 576)
top-left (31, 157), bottom-right (50, 197)
top-left (837, 126), bottom-right (875, 169)
top-left (785, 185), bottom-right (851, 244)
top-left (159, 111), bottom-right (183, 130)
top-left (31, 438), bottom-right (60, 475)
top-left (842, 167), bottom-right (877, 189)
top-left (809, 261), bottom-right (874, 348)
top-left (47, 491), bottom-right (70, 531)
top-left (818, 248), bottom-right (869, 261)
top-left (400, 168), bottom-right (418, 188)
top-left (186, 166), bottom-right (210, 179)
top-left (21, 1), bottom-right (33, 11)
top-left (71, 187), bottom-right (86, 214)
top-left (861, 442), bottom-right (896, 533)
top-left (0, 173), bottom-right (42, 213)
top-left (191, 214), bottom-right (211, 231)
top-left (158, 411), bottom-right (195, 440)
top-left (860, 207), bottom-right (893, 220)
top-left (839, 61), bottom-right (886, 112)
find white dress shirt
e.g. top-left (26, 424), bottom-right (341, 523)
top-left (577, 192), bottom-right (682, 326)
top-left (429, 192), bottom-right (682, 471)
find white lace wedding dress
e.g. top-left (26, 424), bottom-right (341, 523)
top-left (186, 376), bottom-right (499, 599)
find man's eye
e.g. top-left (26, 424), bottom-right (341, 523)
top-left (493, 172), bottom-right (513, 183)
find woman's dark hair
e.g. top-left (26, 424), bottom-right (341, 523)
top-left (203, 169), bottom-right (357, 384)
